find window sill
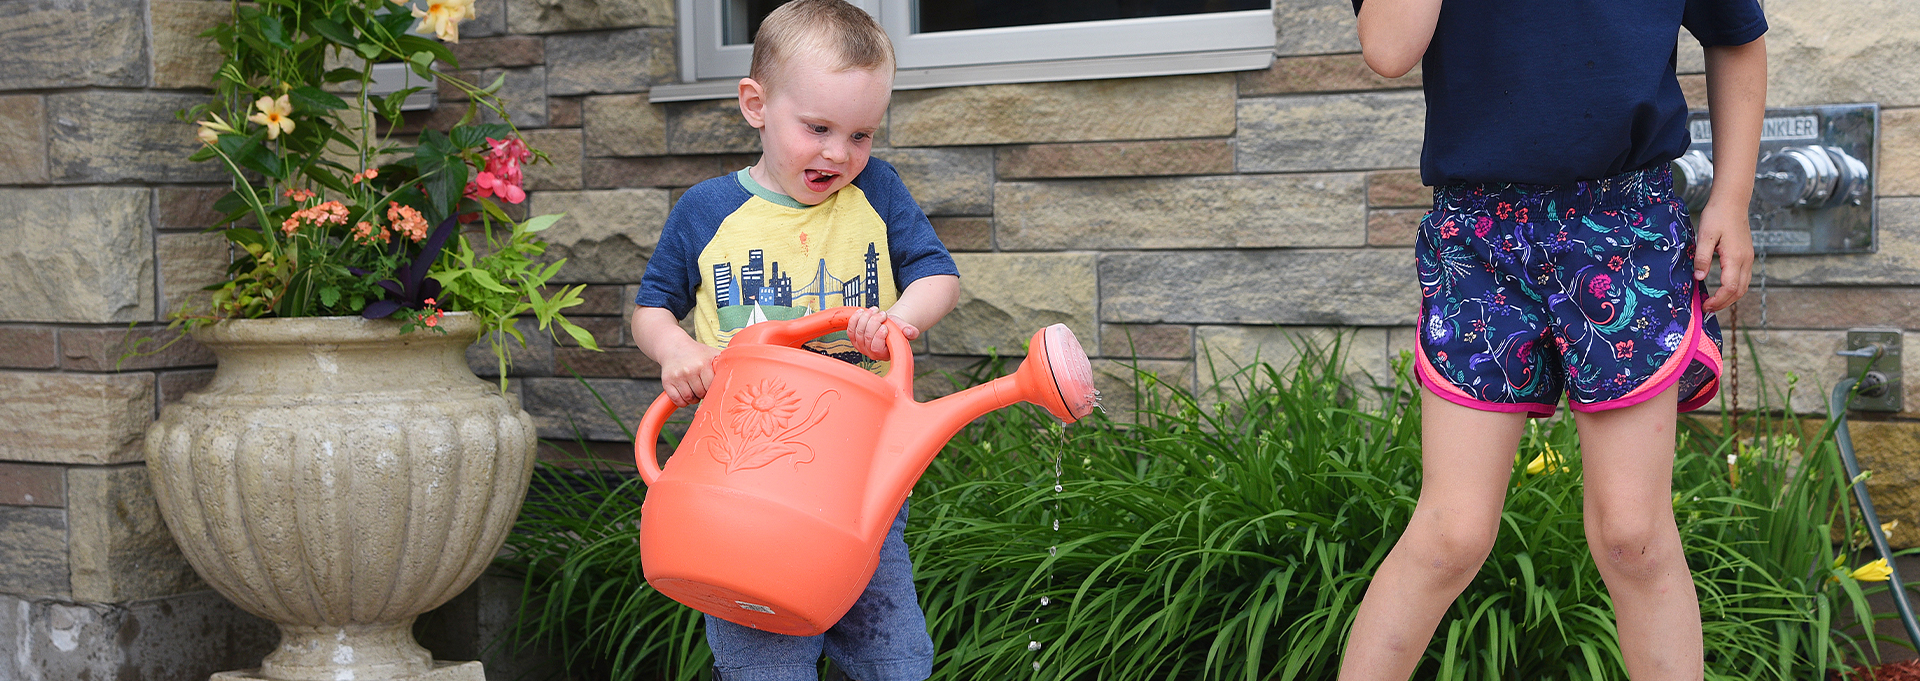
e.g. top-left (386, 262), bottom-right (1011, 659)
top-left (648, 47), bottom-right (1275, 103)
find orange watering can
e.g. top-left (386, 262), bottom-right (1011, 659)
top-left (633, 306), bottom-right (1096, 636)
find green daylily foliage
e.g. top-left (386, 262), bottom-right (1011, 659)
top-left (501, 340), bottom-right (1899, 680)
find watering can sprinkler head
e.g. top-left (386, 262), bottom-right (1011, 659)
top-left (1015, 324), bottom-right (1098, 423)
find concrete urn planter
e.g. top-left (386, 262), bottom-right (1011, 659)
top-left (144, 314), bottom-right (537, 681)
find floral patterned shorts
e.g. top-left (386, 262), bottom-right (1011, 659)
top-left (1415, 165), bottom-right (1723, 416)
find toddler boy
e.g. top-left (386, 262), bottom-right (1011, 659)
top-left (630, 1), bottom-right (959, 679)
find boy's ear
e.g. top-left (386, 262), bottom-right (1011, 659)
top-left (738, 77), bottom-right (768, 129)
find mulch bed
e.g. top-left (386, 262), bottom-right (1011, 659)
top-left (1837, 659), bottom-right (1920, 681)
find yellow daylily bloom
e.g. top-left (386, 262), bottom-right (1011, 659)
top-left (247, 95), bottom-right (295, 139)
top-left (1851, 558), bottom-right (1893, 582)
top-left (1526, 445), bottom-right (1563, 475)
top-left (411, 0), bottom-right (476, 43)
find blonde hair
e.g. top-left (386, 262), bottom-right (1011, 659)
top-left (749, 0), bottom-right (895, 93)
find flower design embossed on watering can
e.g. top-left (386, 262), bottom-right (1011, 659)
top-left (634, 306), bottom-right (1096, 636)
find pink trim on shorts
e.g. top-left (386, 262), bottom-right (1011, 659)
top-left (1677, 331), bottom-right (1723, 413)
top-left (1570, 290), bottom-right (1720, 413)
top-left (1414, 333), bottom-right (1558, 417)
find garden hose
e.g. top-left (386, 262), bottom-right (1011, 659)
top-left (1828, 343), bottom-right (1920, 652)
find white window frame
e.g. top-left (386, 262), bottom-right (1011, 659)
top-left (653, 0), bottom-right (1275, 102)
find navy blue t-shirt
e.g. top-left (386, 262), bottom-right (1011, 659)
top-left (1353, 0), bottom-right (1766, 186)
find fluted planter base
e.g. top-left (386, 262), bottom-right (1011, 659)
top-left (147, 315), bottom-right (535, 681)
top-left (213, 661), bottom-right (483, 681)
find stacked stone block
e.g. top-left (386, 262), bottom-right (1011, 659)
top-left (2, 0), bottom-right (1919, 674)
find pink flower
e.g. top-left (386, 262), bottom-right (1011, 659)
top-left (1614, 340), bottom-right (1634, 359)
top-left (1473, 216), bottom-right (1492, 238)
top-left (1608, 255), bottom-right (1625, 271)
top-left (1587, 274), bottom-right (1613, 299)
top-left (464, 137), bottom-right (532, 204)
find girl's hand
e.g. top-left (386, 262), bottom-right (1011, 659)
top-left (847, 306), bottom-right (918, 361)
top-left (1693, 202), bottom-right (1753, 313)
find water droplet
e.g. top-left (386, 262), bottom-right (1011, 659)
top-left (1028, 640), bottom-right (1042, 652)
top-left (1040, 596), bottom-right (1050, 606)
top-left (1047, 546), bottom-right (1057, 556)
top-left (1033, 661), bottom-right (1042, 671)
top-left (1052, 518), bottom-right (1060, 531)
top-left (1053, 484), bottom-right (1063, 493)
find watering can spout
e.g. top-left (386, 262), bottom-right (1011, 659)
top-left (865, 324), bottom-right (1097, 524)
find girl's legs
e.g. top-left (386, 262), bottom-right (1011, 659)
top-left (1572, 384), bottom-right (1702, 681)
top-left (1337, 387), bottom-right (1527, 680)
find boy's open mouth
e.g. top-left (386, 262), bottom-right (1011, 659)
top-left (804, 169), bottom-right (838, 192)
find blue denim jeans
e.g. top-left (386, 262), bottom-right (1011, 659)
top-left (707, 501), bottom-right (934, 681)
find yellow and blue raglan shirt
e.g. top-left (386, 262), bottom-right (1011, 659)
top-left (634, 158), bottom-right (958, 366)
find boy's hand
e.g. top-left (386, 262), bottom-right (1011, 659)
top-left (1693, 202), bottom-right (1753, 313)
top-left (657, 340), bottom-right (721, 407)
top-left (848, 306), bottom-right (919, 361)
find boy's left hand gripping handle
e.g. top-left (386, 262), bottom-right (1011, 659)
top-left (633, 394), bottom-right (679, 485)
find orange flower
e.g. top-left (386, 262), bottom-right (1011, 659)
top-left (351, 221), bottom-right (388, 243)
top-left (350, 169), bottom-right (379, 184)
top-left (386, 202), bottom-right (430, 242)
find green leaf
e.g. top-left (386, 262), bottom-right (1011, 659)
top-left (224, 228), bottom-right (268, 249)
top-left (302, 164), bottom-right (348, 194)
top-left (521, 213), bottom-right (564, 234)
top-left (289, 86), bottom-right (349, 114)
top-left (322, 67), bottom-right (363, 84)
top-left (457, 269), bottom-right (517, 294)
top-left (310, 18), bottom-right (359, 48)
top-left (559, 320), bottom-right (599, 351)
top-left (412, 129), bottom-right (468, 224)
top-left (355, 42), bottom-right (383, 60)
top-left (257, 15), bottom-right (292, 49)
top-left (319, 286), bottom-right (341, 307)
top-left (397, 35), bottom-right (458, 69)
top-left (450, 124), bottom-right (514, 150)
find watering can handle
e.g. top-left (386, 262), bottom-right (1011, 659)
top-left (729, 307), bottom-right (916, 396)
top-left (633, 393), bottom-right (679, 486)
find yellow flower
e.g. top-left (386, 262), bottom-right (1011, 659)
top-left (1526, 445), bottom-right (1563, 475)
top-left (247, 95), bottom-right (295, 139)
top-left (197, 125), bottom-right (219, 145)
top-left (411, 0), bottom-right (476, 42)
top-left (1884, 520), bottom-right (1900, 543)
top-left (1851, 558), bottom-right (1893, 582)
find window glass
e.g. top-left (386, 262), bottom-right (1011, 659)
top-left (915, 0), bottom-right (1269, 34)
top-left (723, 0), bottom-right (791, 45)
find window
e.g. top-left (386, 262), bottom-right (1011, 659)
top-left (653, 0), bottom-right (1275, 102)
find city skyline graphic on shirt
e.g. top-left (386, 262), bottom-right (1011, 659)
top-left (710, 243), bottom-right (882, 365)
top-left (711, 243), bottom-right (882, 310)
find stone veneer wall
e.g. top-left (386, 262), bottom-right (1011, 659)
top-left (0, 0), bottom-right (1916, 675)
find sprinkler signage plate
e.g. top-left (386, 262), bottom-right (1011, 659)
top-left (1681, 103), bottom-right (1878, 255)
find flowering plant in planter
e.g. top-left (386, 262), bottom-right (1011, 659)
top-left (177, 0), bottom-right (595, 384)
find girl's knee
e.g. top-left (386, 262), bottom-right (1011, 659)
top-left (1585, 515), bottom-right (1681, 580)
top-left (1401, 525), bottom-right (1497, 585)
